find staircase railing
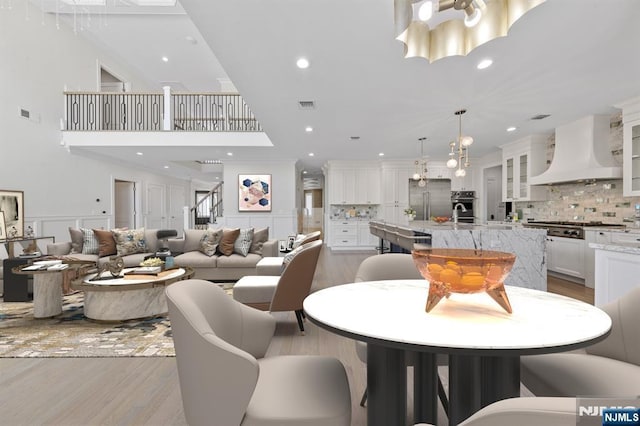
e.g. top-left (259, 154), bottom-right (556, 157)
top-left (190, 182), bottom-right (224, 229)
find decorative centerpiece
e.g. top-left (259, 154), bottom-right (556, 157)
top-left (412, 248), bottom-right (516, 313)
top-left (107, 256), bottom-right (125, 278)
top-left (140, 257), bottom-right (165, 269)
top-left (431, 216), bottom-right (450, 224)
top-left (404, 207), bottom-right (417, 221)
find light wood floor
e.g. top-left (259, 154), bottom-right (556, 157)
top-left (0, 248), bottom-right (593, 426)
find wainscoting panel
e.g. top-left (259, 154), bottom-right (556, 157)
top-left (218, 215), bottom-right (295, 240)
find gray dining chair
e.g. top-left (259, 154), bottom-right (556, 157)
top-left (166, 279), bottom-right (351, 426)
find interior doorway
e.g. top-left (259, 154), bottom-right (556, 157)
top-left (302, 174), bottom-right (323, 235)
top-left (114, 180), bottom-right (136, 229)
top-left (484, 165), bottom-right (505, 221)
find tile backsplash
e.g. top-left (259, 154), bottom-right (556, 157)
top-left (516, 180), bottom-right (640, 224)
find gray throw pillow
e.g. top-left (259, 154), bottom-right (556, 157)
top-left (250, 227), bottom-right (269, 255)
top-left (69, 227), bottom-right (84, 254)
top-left (183, 229), bottom-right (206, 253)
top-left (233, 228), bottom-right (254, 257)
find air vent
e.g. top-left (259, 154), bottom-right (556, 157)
top-left (530, 114), bottom-right (551, 120)
top-left (350, 136), bottom-right (361, 140)
top-left (298, 100), bottom-right (315, 109)
top-left (20, 108), bottom-right (30, 119)
top-left (196, 160), bottom-right (223, 164)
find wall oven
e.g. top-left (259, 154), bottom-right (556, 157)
top-left (451, 191), bottom-right (475, 224)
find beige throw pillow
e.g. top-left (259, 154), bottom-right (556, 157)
top-left (250, 227), bottom-right (269, 255)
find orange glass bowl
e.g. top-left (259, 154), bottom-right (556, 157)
top-left (411, 248), bottom-right (516, 314)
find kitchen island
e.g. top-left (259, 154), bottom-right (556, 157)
top-left (370, 220), bottom-right (547, 291)
top-left (590, 241), bottom-right (640, 307)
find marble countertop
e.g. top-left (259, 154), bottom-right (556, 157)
top-left (304, 280), bottom-right (611, 353)
top-left (589, 242), bottom-right (640, 255)
top-left (585, 227), bottom-right (640, 234)
top-left (399, 220), bottom-right (529, 232)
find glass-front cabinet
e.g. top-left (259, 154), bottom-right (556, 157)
top-left (501, 135), bottom-right (548, 202)
top-left (619, 96), bottom-right (640, 196)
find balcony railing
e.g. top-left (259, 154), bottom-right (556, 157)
top-left (64, 92), bottom-right (262, 132)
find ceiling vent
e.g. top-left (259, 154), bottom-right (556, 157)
top-left (196, 160), bottom-right (222, 164)
top-left (530, 114), bottom-right (551, 120)
top-left (298, 101), bottom-right (315, 109)
top-left (350, 136), bottom-right (361, 140)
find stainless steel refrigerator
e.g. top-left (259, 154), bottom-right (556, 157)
top-left (408, 179), bottom-right (452, 220)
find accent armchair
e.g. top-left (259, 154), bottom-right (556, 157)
top-left (166, 279), bottom-right (352, 426)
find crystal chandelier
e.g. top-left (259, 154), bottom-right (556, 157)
top-left (413, 137), bottom-right (429, 187)
top-left (394, 0), bottom-right (547, 63)
top-left (446, 109), bottom-right (472, 177)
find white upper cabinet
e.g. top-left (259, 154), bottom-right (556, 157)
top-left (619, 97), bottom-right (640, 196)
top-left (355, 168), bottom-right (381, 204)
top-left (327, 162), bottom-right (381, 205)
top-left (500, 135), bottom-right (548, 202)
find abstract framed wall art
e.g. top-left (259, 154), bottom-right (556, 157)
top-left (239, 175), bottom-right (271, 212)
top-left (0, 189), bottom-right (24, 238)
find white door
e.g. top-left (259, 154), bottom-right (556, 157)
top-left (169, 184), bottom-right (185, 237)
top-left (114, 180), bottom-right (135, 229)
top-left (485, 165), bottom-right (502, 221)
top-left (146, 183), bottom-right (166, 229)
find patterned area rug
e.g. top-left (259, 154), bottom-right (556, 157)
top-left (0, 293), bottom-right (175, 358)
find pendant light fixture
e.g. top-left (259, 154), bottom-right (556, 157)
top-left (413, 137), bottom-right (429, 187)
top-left (446, 109), bottom-right (473, 177)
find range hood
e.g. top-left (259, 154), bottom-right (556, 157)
top-left (529, 115), bottom-right (621, 185)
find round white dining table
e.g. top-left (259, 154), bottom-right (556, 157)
top-left (303, 280), bottom-right (612, 426)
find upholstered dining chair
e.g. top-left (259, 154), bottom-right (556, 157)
top-left (521, 285), bottom-right (640, 397)
top-left (414, 397), bottom-right (578, 426)
top-left (166, 279), bottom-right (352, 426)
top-left (256, 231), bottom-right (321, 276)
top-left (233, 239), bottom-right (323, 333)
top-left (353, 253), bottom-right (448, 410)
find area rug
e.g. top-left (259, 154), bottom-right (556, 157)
top-left (0, 293), bottom-right (175, 358)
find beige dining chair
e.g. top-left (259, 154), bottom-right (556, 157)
top-left (233, 240), bottom-right (323, 332)
top-left (166, 279), bottom-right (352, 426)
top-left (256, 231), bottom-right (321, 276)
top-left (353, 253), bottom-right (448, 411)
top-left (414, 397), bottom-right (578, 426)
top-left (521, 285), bottom-right (640, 397)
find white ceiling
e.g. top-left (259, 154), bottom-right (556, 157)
top-left (43, 0), bottom-right (640, 181)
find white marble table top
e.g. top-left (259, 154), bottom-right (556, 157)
top-left (303, 280), bottom-right (611, 354)
top-left (589, 242), bottom-right (640, 255)
top-left (83, 268), bottom-right (186, 286)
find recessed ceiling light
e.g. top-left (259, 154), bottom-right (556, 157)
top-left (136, 152), bottom-right (143, 156)
top-left (303, 170), bottom-right (308, 174)
top-left (379, 153), bottom-right (385, 157)
top-left (296, 57), bottom-right (310, 69)
top-left (507, 126), bottom-right (517, 132)
top-left (163, 165), bottom-right (169, 169)
top-left (227, 152), bottom-right (233, 156)
top-left (308, 152), bottom-right (314, 157)
top-left (305, 126), bottom-right (313, 132)
top-left (477, 58), bottom-right (493, 69)
top-left (162, 56), bottom-right (169, 62)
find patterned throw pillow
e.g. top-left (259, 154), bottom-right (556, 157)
top-left (233, 228), bottom-right (254, 257)
top-left (199, 228), bottom-right (223, 257)
top-left (218, 228), bottom-right (240, 256)
top-left (113, 228), bottom-right (147, 256)
top-left (81, 228), bottom-right (99, 255)
top-left (250, 227), bottom-right (269, 255)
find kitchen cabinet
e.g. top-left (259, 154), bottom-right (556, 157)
top-left (451, 166), bottom-right (474, 191)
top-left (500, 136), bottom-right (547, 202)
top-left (584, 230), bottom-right (612, 288)
top-left (594, 246), bottom-right (640, 307)
top-left (382, 167), bottom-right (410, 223)
top-left (328, 220), bottom-right (377, 249)
top-left (619, 97), bottom-right (640, 196)
top-left (546, 236), bottom-right (585, 279)
top-left (327, 164), bottom-right (381, 204)
top-left (425, 162), bottom-right (452, 180)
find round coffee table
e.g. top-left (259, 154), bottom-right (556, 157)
top-left (74, 267), bottom-right (194, 321)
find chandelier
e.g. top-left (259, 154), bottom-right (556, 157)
top-left (446, 109), bottom-right (472, 177)
top-left (394, 0), bottom-right (546, 63)
top-left (413, 137), bottom-right (429, 187)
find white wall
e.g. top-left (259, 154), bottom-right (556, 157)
top-left (0, 3), bottom-right (189, 246)
top-left (218, 160), bottom-right (297, 240)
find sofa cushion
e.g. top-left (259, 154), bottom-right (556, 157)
top-left (64, 253), bottom-right (99, 263)
top-left (113, 228), bottom-right (147, 256)
top-left (233, 228), bottom-right (254, 257)
top-left (200, 228), bottom-right (223, 257)
top-left (217, 253), bottom-right (261, 269)
top-left (69, 227), bottom-right (84, 254)
top-left (81, 228), bottom-right (99, 255)
top-left (175, 251), bottom-right (218, 268)
top-left (219, 228), bottom-right (240, 256)
top-left (93, 229), bottom-right (117, 257)
top-left (250, 227), bottom-right (269, 255)
top-left (183, 229), bottom-right (206, 253)
top-left (144, 229), bottom-right (159, 253)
